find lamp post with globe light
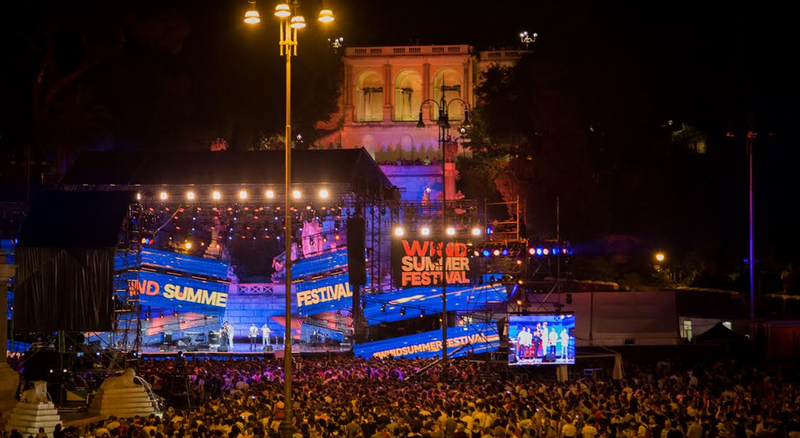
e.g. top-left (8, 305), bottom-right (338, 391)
top-left (416, 86), bottom-right (471, 382)
top-left (244, 1), bottom-right (333, 436)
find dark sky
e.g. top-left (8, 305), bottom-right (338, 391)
top-left (2, 0), bottom-right (798, 269)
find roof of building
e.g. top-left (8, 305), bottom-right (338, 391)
top-left (59, 148), bottom-right (396, 196)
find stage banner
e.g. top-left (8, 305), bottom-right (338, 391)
top-left (290, 249), bottom-right (349, 280)
top-left (392, 239), bottom-right (473, 288)
top-left (362, 283), bottom-right (506, 324)
top-left (295, 272), bottom-right (369, 316)
top-left (116, 247), bottom-right (230, 279)
top-left (129, 271), bottom-right (229, 314)
top-left (354, 322), bottom-right (500, 359)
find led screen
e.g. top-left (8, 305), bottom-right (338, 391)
top-left (508, 313), bottom-right (575, 365)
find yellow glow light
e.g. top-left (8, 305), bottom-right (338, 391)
top-left (266, 190), bottom-right (275, 199)
top-left (212, 191), bottom-right (221, 200)
top-left (394, 227), bottom-right (405, 237)
top-left (320, 189), bottom-right (329, 199)
top-left (292, 190), bottom-right (302, 199)
top-left (159, 191), bottom-right (168, 201)
top-left (136, 193), bottom-right (141, 200)
top-left (185, 242), bottom-right (192, 250)
top-left (655, 252), bottom-right (666, 263)
top-left (318, 9), bottom-right (334, 22)
top-left (446, 227), bottom-right (456, 236)
top-left (186, 191), bottom-right (196, 201)
top-left (244, 9), bottom-right (261, 24)
top-left (290, 15), bottom-right (306, 29)
top-left (274, 3), bottom-right (291, 17)
top-left (239, 190), bottom-right (248, 200)
top-left (471, 227), bottom-right (481, 236)
top-left (420, 227), bottom-right (431, 236)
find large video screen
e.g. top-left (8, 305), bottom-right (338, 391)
top-left (508, 314), bottom-right (575, 365)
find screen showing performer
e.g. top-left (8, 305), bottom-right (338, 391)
top-left (508, 314), bottom-right (575, 365)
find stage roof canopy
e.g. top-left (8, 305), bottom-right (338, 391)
top-left (60, 148), bottom-right (396, 197)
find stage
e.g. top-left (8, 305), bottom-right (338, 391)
top-left (138, 341), bottom-right (351, 358)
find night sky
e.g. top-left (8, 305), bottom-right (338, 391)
top-left (1, 1), bottom-right (798, 285)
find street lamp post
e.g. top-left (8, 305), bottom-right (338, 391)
top-left (519, 31), bottom-right (537, 49)
top-left (417, 86), bottom-right (471, 382)
top-left (244, 2), bottom-right (332, 437)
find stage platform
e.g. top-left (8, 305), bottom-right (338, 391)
top-left (138, 342), bottom-right (350, 359)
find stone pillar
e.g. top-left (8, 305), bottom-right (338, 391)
top-left (382, 64), bottom-right (393, 123)
top-left (462, 61), bottom-right (471, 107)
top-left (444, 161), bottom-right (458, 200)
top-left (1, 252), bottom-right (20, 413)
top-left (422, 63), bottom-right (431, 122)
top-left (344, 64), bottom-right (354, 124)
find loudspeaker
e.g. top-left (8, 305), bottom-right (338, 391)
top-left (208, 331), bottom-right (219, 344)
top-left (346, 218), bottom-right (367, 286)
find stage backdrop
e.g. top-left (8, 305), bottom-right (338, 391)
top-left (354, 322), bottom-right (500, 359)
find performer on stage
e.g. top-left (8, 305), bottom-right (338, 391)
top-left (228, 321), bottom-right (235, 350)
top-left (220, 322), bottom-right (230, 350)
top-left (249, 323), bottom-right (258, 351)
top-left (548, 327), bottom-right (558, 356)
top-left (521, 327), bottom-right (532, 359)
top-left (532, 323), bottom-right (542, 359)
top-left (541, 322), bottom-right (549, 357)
top-left (515, 328), bottom-right (525, 359)
top-left (261, 323), bottom-right (272, 349)
top-left (560, 327), bottom-right (570, 359)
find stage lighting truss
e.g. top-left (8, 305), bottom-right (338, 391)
top-left (471, 241), bottom-right (528, 259)
top-left (526, 241), bottom-right (573, 257)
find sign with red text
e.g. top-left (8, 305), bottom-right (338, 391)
top-left (393, 239), bottom-right (472, 288)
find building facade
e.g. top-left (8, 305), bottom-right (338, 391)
top-left (315, 45), bottom-right (530, 201)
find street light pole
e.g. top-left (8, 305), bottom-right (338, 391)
top-left (244, 3), bottom-right (332, 437)
top-left (747, 130), bottom-right (756, 343)
top-left (417, 86), bottom-right (472, 383)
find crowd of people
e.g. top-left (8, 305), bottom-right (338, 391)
top-left (4, 355), bottom-right (800, 438)
top-left (380, 158), bottom-right (440, 166)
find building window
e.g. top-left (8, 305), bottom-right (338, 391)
top-left (682, 320), bottom-right (693, 341)
top-left (355, 71), bottom-right (383, 122)
top-left (393, 70), bottom-right (422, 121)
top-left (432, 69), bottom-right (462, 121)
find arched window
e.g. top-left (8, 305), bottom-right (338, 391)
top-left (393, 70), bottom-right (422, 121)
top-left (355, 71), bottom-right (383, 122)
top-left (432, 69), bottom-right (462, 121)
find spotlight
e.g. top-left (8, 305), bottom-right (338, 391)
top-left (185, 242), bottom-right (192, 250)
top-left (394, 226), bottom-right (405, 237)
top-left (528, 247), bottom-right (536, 256)
top-left (186, 191), bottom-right (196, 201)
top-left (536, 248), bottom-right (543, 256)
top-left (492, 249), bottom-right (501, 257)
top-left (292, 190), bottom-right (302, 199)
top-left (481, 249), bottom-right (491, 257)
top-left (516, 299), bottom-right (523, 306)
top-left (380, 304), bottom-right (386, 312)
top-left (159, 191), bottom-right (168, 201)
top-left (239, 190), bottom-right (248, 200)
top-left (501, 249), bottom-right (510, 256)
top-left (420, 227), bottom-right (431, 236)
top-left (212, 191), bottom-right (221, 200)
top-left (319, 189), bottom-right (329, 199)
top-left (136, 193), bottom-right (142, 201)
top-left (446, 227), bottom-right (456, 236)
top-left (265, 190), bottom-right (275, 199)
top-left (471, 227), bottom-right (481, 236)
top-left (400, 307), bottom-right (406, 316)
top-left (420, 310), bottom-right (425, 318)
top-left (543, 248), bottom-right (549, 255)
top-left (473, 250), bottom-right (480, 257)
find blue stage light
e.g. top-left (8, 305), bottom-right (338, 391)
top-left (501, 249), bottom-right (510, 256)
top-left (536, 248), bottom-right (543, 256)
top-left (482, 249), bottom-right (491, 257)
top-left (486, 226), bottom-right (493, 235)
